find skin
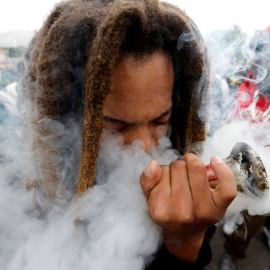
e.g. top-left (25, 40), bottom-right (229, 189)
top-left (103, 52), bottom-right (237, 263)
top-left (103, 52), bottom-right (173, 151)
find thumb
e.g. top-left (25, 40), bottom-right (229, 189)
top-left (210, 156), bottom-right (237, 211)
top-left (140, 160), bottom-right (162, 199)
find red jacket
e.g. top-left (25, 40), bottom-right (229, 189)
top-left (230, 71), bottom-right (270, 123)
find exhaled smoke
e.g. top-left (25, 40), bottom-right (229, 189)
top-left (0, 123), bottom-right (180, 269)
top-left (1, 20), bottom-right (270, 268)
top-left (0, 115), bottom-right (269, 269)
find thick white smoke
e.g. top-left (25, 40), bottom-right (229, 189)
top-left (202, 121), bottom-right (270, 217)
top-left (0, 124), bottom-right (179, 270)
top-left (1, 22), bottom-right (270, 269)
top-left (202, 26), bottom-right (270, 226)
top-left (0, 119), bottom-right (269, 269)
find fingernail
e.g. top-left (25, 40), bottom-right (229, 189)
top-left (144, 160), bottom-right (157, 177)
top-left (212, 156), bottom-right (223, 164)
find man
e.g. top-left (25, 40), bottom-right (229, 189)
top-left (20, 0), bottom-right (237, 268)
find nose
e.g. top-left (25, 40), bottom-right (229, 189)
top-left (124, 125), bottom-right (155, 153)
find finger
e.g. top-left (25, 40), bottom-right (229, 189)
top-left (148, 165), bottom-right (171, 201)
top-left (158, 165), bottom-right (171, 192)
top-left (184, 153), bottom-right (213, 210)
top-left (148, 165), bottom-right (172, 200)
top-left (182, 154), bottom-right (214, 220)
top-left (170, 160), bottom-right (192, 199)
top-left (147, 165), bottom-right (171, 221)
top-left (140, 160), bottom-right (162, 199)
top-left (210, 156), bottom-right (237, 210)
top-left (170, 160), bottom-right (193, 217)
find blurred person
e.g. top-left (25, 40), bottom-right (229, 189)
top-left (220, 213), bottom-right (267, 270)
top-left (228, 27), bottom-right (270, 127)
top-left (19, 0), bottom-right (237, 269)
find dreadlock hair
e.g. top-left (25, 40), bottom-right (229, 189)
top-left (22, 0), bottom-right (209, 201)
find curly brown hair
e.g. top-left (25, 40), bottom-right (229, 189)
top-left (22, 0), bottom-right (209, 200)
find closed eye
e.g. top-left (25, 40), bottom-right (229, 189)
top-left (151, 113), bottom-right (171, 126)
top-left (152, 120), bottom-right (170, 126)
top-left (103, 124), bottom-right (129, 133)
top-left (103, 107), bottom-right (171, 132)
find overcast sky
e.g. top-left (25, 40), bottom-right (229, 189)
top-left (0, 0), bottom-right (269, 36)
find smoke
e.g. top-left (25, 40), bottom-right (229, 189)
top-left (202, 26), bottom-right (270, 228)
top-left (0, 117), bottom-right (180, 270)
top-left (1, 118), bottom-right (269, 269)
top-left (205, 26), bottom-right (270, 133)
top-left (1, 20), bottom-right (270, 269)
top-left (202, 121), bottom-right (270, 216)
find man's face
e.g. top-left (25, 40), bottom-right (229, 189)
top-left (102, 52), bottom-right (174, 153)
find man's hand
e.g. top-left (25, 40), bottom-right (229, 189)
top-left (140, 154), bottom-right (237, 263)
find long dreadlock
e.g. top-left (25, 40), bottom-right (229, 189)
top-left (22, 0), bottom-right (209, 200)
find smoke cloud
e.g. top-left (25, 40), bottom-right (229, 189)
top-left (202, 26), bottom-right (270, 227)
top-left (0, 123), bottom-right (179, 269)
top-left (1, 22), bottom-right (270, 269)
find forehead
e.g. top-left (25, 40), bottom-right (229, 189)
top-left (103, 52), bottom-right (174, 122)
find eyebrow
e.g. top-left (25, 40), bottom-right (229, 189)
top-left (103, 107), bottom-right (172, 125)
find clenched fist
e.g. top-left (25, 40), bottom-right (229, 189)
top-left (140, 153), bottom-right (237, 263)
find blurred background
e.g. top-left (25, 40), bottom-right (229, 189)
top-left (0, 0), bottom-right (269, 90)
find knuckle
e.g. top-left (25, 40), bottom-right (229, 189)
top-left (195, 207), bottom-right (210, 222)
top-left (160, 165), bottom-right (170, 174)
top-left (188, 160), bottom-right (205, 172)
top-left (182, 153), bottom-right (196, 160)
top-left (152, 206), bottom-right (170, 224)
top-left (177, 208), bottom-right (195, 224)
top-left (171, 160), bottom-right (186, 171)
top-left (179, 213), bottom-right (195, 224)
top-left (195, 204), bottom-right (219, 224)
